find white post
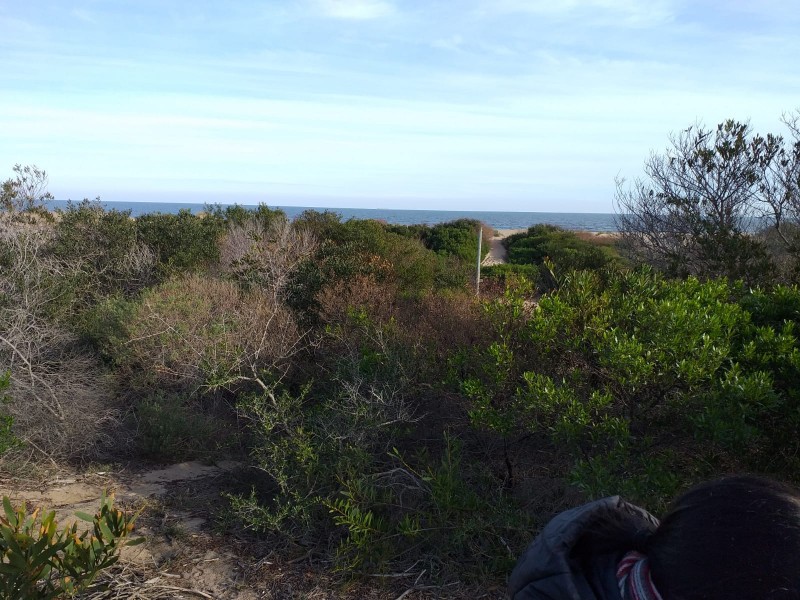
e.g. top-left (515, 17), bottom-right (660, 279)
top-left (476, 226), bottom-right (482, 296)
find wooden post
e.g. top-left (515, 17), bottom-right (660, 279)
top-left (476, 226), bottom-right (482, 296)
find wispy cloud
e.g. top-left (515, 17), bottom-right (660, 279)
top-left (311, 0), bottom-right (395, 20)
top-left (2, 0), bottom-right (799, 210)
top-left (479, 0), bottom-right (675, 27)
top-left (71, 8), bottom-right (98, 25)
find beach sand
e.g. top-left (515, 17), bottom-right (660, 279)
top-left (482, 229), bottom-right (525, 265)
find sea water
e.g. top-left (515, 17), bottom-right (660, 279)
top-left (49, 200), bottom-right (618, 232)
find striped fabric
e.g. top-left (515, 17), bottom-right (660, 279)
top-left (616, 551), bottom-right (664, 600)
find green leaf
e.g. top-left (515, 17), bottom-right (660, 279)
top-left (98, 520), bottom-right (114, 542)
top-left (125, 536), bottom-right (146, 546)
top-left (2, 496), bottom-right (17, 527)
top-left (74, 511), bottom-right (94, 522)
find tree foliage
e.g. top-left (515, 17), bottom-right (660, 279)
top-left (616, 116), bottom-right (800, 283)
top-left (1, 164), bottom-right (53, 213)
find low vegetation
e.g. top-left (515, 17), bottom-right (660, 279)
top-left (0, 493), bottom-right (141, 599)
top-left (1, 112), bottom-right (799, 593)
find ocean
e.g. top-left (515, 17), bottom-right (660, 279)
top-left (49, 200), bottom-right (618, 232)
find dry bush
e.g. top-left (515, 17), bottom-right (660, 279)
top-left (317, 275), bottom-right (488, 373)
top-left (316, 273), bottom-right (398, 325)
top-left (118, 241), bottom-right (157, 293)
top-left (125, 274), bottom-right (307, 392)
top-left (481, 222), bottom-right (495, 244)
top-left (1, 164), bottom-right (53, 213)
top-left (219, 217), bottom-right (318, 299)
top-left (0, 219), bottom-right (118, 461)
top-left (406, 291), bottom-right (489, 356)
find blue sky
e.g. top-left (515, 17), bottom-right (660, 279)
top-left (2, 1), bottom-right (799, 212)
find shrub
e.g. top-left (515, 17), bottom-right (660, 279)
top-left (233, 385), bottom-right (527, 580)
top-left (230, 304), bottom-right (526, 581)
top-left (0, 493), bottom-right (141, 599)
top-left (136, 209), bottom-right (225, 277)
top-left (135, 392), bottom-right (230, 461)
top-left (425, 219), bottom-right (489, 263)
top-left (120, 275), bottom-right (305, 393)
top-left (288, 215), bottom-right (472, 321)
top-left (1, 164), bottom-right (53, 213)
top-left (464, 267), bottom-right (800, 510)
top-left (0, 371), bottom-right (18, 458)
top-left (51, 200), bottom-right (154, 304)
top-left (210, 202), bottom-right (286, 230)
top-left (0, 221), bottom-right (119, 461)
top-left (219, 215), bottom-right (318, 297)
top-left (481, 263), bottom-right (540, 286)
top-left (504, 224), bottom-right (618, 289)
top-left (614, 118), bottom-right (800, 284)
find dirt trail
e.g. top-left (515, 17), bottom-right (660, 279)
top-left (482, 228), bottom-right (525, 267)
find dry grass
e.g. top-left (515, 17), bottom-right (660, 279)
top-left (81, 563), bottom-right (217, 599)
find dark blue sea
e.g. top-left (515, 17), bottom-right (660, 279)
top-left (50, 200), bottom-right (618, 232)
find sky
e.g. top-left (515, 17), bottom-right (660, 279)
top-left (2, 1), bottom-right (799, 212)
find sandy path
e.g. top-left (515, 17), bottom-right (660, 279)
top-left (482, 228), bottom-right (525, 266)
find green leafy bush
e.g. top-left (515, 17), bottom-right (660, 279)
top-left (210, 203), bottom-right (286, 230)
top-left (233, 384), bottom-right (526, 579)
top-left (504, 225), bottom-right (619, 289)
top-left (425, 219), bottom-right (489, 263)
top-left (51, 200), bottom-right (154, 305)
top-left (481, 263), bottom-right (540, 286)
top-left (136, 209), bottom-right (225, 277)
top-left (0, 494), bottom-right (141, 599)
top-left (389, 219), bottom-right (490, 264)
top-left (464, 267), bottom-right (800, 510)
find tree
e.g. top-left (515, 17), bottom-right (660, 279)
top-left (1, 164), bottom-right (53, 212)
top-left (615, 118), bottom-right (799, 284)
top-left (757, 111), bottom-right (800, 270)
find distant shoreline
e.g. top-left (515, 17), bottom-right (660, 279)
top-left (493, 228), bottom-right (620, 238)
top-left (48, 200), bottom-right (619, 232)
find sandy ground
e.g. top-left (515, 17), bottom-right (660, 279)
top-left (482, 229), bottom-right (525, 266)
top-left (1, 461), bottom-right (259, 599)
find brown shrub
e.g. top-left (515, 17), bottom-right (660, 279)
top-left (316, 274), bottom-right (398, 325)
top-left (0, 221), bottom-right (119, 461)
top-left (124, 274), bottom-right (306, 392)
top-left (218, 217), bottom-right (318, 298)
